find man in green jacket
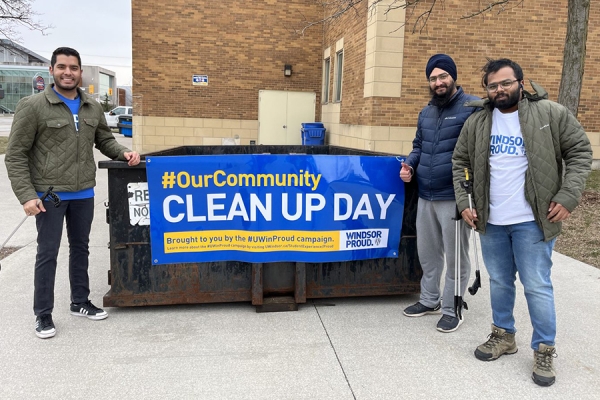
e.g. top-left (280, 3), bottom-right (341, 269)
top-left (452, 58), bottom-right (592, 387)
top-left (5, 47), bottom-right (140, 339)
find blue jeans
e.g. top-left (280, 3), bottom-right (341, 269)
top-left (479, 221), bottom-right (556, 350)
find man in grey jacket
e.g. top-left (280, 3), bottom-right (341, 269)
top-left (5, 47), bottom-right (140, 339)
top-left (452, 58), bottom-right (592, 386)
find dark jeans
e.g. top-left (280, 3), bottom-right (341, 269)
top-left (34, 198), bottom-right (95, 316)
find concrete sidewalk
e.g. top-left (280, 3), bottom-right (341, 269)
top-left (0, 129), bottom-right (599, 399)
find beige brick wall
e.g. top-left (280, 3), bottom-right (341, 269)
top-left (322, 95), bottom-right (417, 155)
top-left (133, 116), bottom-right (258, 154)
top-left (364, 0), bottom-right (405, 98)
top-left (588, 131), bottom-right (600, 161)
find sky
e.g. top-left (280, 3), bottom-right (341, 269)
top-left (12, 0), bottom-right (133, 86)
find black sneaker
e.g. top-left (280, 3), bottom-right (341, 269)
top-left (403, 301), bottom-right (441, 317)
top-left (436, 314), bottom-right (463, 333)
top-left (70, 300), bottom-right (108, 320)
top-left (35, 314), bottom-right (56, 339)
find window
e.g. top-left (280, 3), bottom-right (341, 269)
top-left (99, 72), bottom-right (111, 98)
top-left (322, 58), bottom-right (330, 104)
top-left (334, 50), bottom-right (343, 102)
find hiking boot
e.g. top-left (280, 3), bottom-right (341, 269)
top-left (70, 300), bottom-right (108, 320)
top-left (403, 301), bottom-right (441, 317)
top-left (474, 324), bottom-right (518, 361)
top-left (436, 314), bottom-right (463, 333)
top-left (532, 343), bottom-right (557, 387)
top-left (35, 314), bottom-right (56, 339)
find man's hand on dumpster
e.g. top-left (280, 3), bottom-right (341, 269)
top-left (399, 162), bottom-right (413, 183)
top-left (461, 207), bottom-right (478, 229)
top-left (124, 151), bottom-right (141, 166)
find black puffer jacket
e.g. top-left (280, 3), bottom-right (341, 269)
top-left (405, 87), bottom-right (480, 200)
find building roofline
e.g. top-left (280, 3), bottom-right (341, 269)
top-left (0, 39), bottom-right (50, 64)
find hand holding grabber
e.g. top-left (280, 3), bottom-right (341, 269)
top-left (459, 169), bottom-right (481, 295)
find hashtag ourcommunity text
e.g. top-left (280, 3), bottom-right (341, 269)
top-left (161, 170), bottom-right (323, 191)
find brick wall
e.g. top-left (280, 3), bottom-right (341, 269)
top-left (132, 0), bottom-right (599, 159)
top-left (132, 0), bottom-right (323, 148)
top-left (322, 1), bottom-right (372, 126)
top-left (320, 0), bottom-right (599, 159)
top-left (392, 0), bottom-right (572, 126)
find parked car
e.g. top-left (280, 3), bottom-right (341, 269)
top-left (104, 106), bottom-right (132, 128)
top-left (0, 105), bottom-right (14, 114)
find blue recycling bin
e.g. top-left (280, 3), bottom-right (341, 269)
top-left (117, 114), bottom-right (133, 137)
top-left (301, 122), bottom-right (325, 145)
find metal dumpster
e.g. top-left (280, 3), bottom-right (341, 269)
top-left (98, 145), bottom-right (421, 311)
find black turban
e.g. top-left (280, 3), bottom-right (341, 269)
top-left (425, 54), bottom-right (457, 81)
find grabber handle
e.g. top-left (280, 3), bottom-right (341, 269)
top-left (39, 186), bottom-right (61, 208)
top-left (460, 168), bottom-right (473, 195)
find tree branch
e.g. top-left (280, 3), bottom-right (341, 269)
top-left (409, 0), bottom-right (440, 34)
top-left (0, 0), bottom-right (52, 44)
top-left (295, 0), bottom-right (368, 36)
top-left (461, 1), bottom-right (524, 19)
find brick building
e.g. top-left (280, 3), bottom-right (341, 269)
top-left (131, 0), bottom-right (599, 161)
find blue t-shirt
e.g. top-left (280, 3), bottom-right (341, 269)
top-left (54, 89), bottom-right (81, 131)
top-left (37, 89), bottom-right (94, 201)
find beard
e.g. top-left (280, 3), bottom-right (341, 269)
top-left (490, 88), bottom-right (521, 110)
top-left (429, 80), bottom-right (456, 108)
top-left (54, 77), bottom-right (80, 91)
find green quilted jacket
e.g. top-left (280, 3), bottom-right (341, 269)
top-left (5, 84), bottom-right (131, 204)
top-left (452, 81), bottom-right (592, 241)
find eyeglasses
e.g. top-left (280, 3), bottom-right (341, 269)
top-left (428, 73), bottom-right (450, 83)
top-left (486, 79), bottom-right (519, 92)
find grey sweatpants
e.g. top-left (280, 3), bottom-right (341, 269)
top-left (416, 199), bottom-right (471, 317)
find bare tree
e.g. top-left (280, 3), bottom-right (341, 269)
top-left (0, 0), bottom-right (51, 43)
top-left (302, 0), bottom-right (589, 115)
top-left (558, 0), bottom-right (590, 116)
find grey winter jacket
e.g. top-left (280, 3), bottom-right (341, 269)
top-left (5, 84), bottom-right (130, 204)
top-left (452, 81), bottom-right (592, 241)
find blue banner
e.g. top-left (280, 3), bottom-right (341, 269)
top-left (146, 154), bottom-right (404, 264)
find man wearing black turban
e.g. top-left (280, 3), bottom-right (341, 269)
top-left (400, 54), bottom-right (479, 333)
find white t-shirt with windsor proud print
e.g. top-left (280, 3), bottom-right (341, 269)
top-left (488, 108), bottom-right (535, 225)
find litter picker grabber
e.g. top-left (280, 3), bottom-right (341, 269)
top-left (459, 168), bottom-right (482, 296)
top-left (453, 206), bottom-right (468, 320)
top-left (0, 187), bottom-right (61, 271)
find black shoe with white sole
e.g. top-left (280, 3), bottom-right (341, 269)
top-left (436, 314), bottom-right (463, 333)
top-left (403, 301), bottom-right (441, 317)
top-left (35, 314), bottom-right (56, 339)
top-left (70, 300), bottom-right (108, 320)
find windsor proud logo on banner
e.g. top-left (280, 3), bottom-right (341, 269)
top-left (146, 154), bottom-right (404, 264)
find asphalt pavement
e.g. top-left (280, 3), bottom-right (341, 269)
top-left (0, 115), bottom-right (599, 399)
